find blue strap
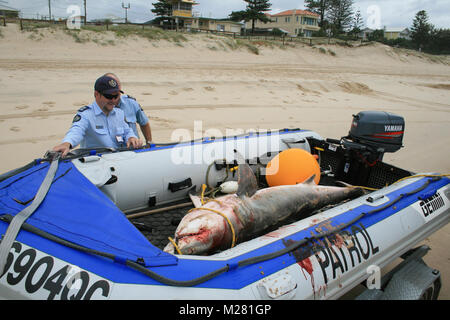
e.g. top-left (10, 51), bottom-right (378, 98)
top-left (114, 255), bottom-right (128, 265)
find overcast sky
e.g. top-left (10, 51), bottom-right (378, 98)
top-left (6, 0), bottom-right (450, 29)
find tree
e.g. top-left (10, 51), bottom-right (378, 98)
top-left (151, 0), bottom-right (173, 25)
top-left (229, 10), bottom-right (248, 22)
top-left (230, 0), bottom-right (272, 34)
top-left (429, 28), bottom-right (450, 54)
top-left (304, 0), bottom-right (331, 28)
top-left (411, 10), bottom-right (433, 50)
top-left (352, 9), bottom-right (363, 32)
top-left (347, 9), bottom-right (363, 38)
top-left (327, 0), bottom-right (354, 35)
top-left (368, 29), bottom-right (384, 42)
top-left (151, 0), bottom-right (172, 16)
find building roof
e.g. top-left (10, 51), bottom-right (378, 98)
top-left (384, 27), bottom-right (409, 33)
top-left (0, 4), bottom-right (19, 12)
top-left (270, 9), bottom-right (319, 17)
top-left (91, 14), bottom-right (124, 23)
top-left (168, 0), bottom-right (198, 4)
top-left (198, 17), bottom-right (243, 25)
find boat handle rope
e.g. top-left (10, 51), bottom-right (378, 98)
top-left (0, 175), bottom-right (444, 287)
top-left (0, 151), bottom-right (60, 274)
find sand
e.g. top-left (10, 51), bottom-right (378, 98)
top-left (0, 23), bottom-right (449, 299)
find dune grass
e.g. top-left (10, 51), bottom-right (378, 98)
top-left (17, 21), bottom-right (271, 54)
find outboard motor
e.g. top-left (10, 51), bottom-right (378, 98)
top-left (309, 111), bottom-right (409, 188)
top-left (341, 111), bottom-right (405, 163)
top-left (347, 111), bottom-right (404, 154)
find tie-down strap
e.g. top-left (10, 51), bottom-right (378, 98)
top-left (0, 152), bottom-right (60, 273)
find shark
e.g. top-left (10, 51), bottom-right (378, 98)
top-left (164, 152), bottom-right (364, 255)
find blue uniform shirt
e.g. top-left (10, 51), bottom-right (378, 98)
top-left (116, 94), bottom-right (149, 138)
top-left (63, 101), bottom-right (136, 149)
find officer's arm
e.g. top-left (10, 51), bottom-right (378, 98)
top-left (61, 113), bottom-right (89, 150)
top-left (122, 118), bottom-right (141, 148)
top-left (52, 142), bottom-right (72, 157)
top-left (134, 103), bottom-right (149, 127)
top-left (133, 102), bottom-right (152, 144)
top-left (140, 122), bottom-right (152, 144)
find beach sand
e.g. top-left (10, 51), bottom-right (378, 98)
top-left (0, 23), bottom-right (449, 299)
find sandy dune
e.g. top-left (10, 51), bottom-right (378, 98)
top-left (0, 23), bottom-right (449, 299)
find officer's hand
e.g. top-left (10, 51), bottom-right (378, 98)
top-left (127, 137), bottom-right (142, 149)
top-left (52, 142), bottom-right (71, 157)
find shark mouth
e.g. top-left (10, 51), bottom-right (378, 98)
top-left (176, 228), bottom-right (214, 253)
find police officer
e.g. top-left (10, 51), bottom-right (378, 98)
top-left (104, 73), bottom-right (152, 144)
top-left (53, 75), bottom-right (142, 157)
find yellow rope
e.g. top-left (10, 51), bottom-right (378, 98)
top-left (350, 185), bottom-right (380, 191)
top-left (204, 199), bottom-right (223, 206)
top-left (201, 184), bottom-right (207, 205)
top-left (168, 237), bottom-right (181, 255)
top-left (168, 198), bottom-right (237, 254)
top-left (188, 205), bottom-right (237, 248)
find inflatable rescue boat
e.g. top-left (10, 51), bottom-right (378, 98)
top-left (0, 111), bottom-right (448, 300)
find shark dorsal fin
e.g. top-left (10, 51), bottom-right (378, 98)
top-left (234, 150), bottom-right (258, 198)
top-left (236, 163), bottom-right (258, 198)
top-left (301, 174), bottom-right (317, 185)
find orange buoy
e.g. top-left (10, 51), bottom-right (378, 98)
top-left (266, 148), bottom-right (320, 186)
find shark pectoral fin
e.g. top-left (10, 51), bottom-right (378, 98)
top-left (189, 193), bottom-right (203, 208)
top-left (301, 174), bottom-right (317, 185)
top-left (234, 150), bottom-right (258, 198)
top-left (163, 241), bottom-right (175, 254)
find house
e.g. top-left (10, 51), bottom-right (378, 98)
top-left (163, 0), bottom-right (197, 29)
top-left (245, 9), bottom-right (320, 37)
top-left (384, 28), bottom-right (411, 40)
top-left (195, 17), bottom-right (243, 33)
top-left (0, 3), bottom-right (19, 18)
top-left (91, 14), bottom-right (124, 24)
top-left (166, 0), bottom-right (242, 33)
top-left (169, 0), bottom-right (197, 18)
top-left (359, 27), bottom-right (374, 41)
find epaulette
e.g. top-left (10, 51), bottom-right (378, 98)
top-left (125, 95), bottom-right (136, 101)
top-left (77, 106), bottom-right (89, 112)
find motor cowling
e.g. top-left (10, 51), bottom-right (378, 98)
top-left (348, 111), bottom-right (405, 153)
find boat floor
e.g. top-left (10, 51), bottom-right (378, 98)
top-left (131, 205), bottom-right (192, 250)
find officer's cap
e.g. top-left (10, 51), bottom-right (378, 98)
top-left (94, 76), bottom-right (124, 95)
